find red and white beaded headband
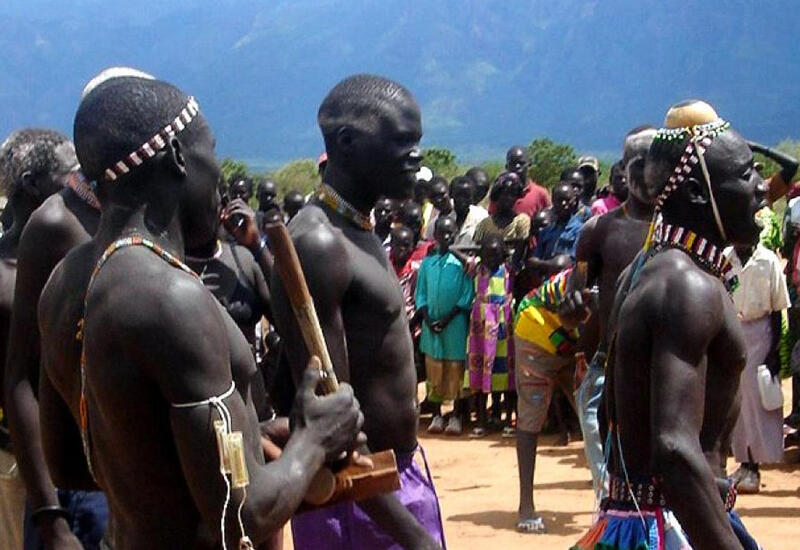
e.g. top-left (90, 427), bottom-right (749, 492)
top-left (102, 96), bottom-right (200, 182)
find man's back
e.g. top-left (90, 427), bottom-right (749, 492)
top-left (276, 204), bottom-right (419, 454)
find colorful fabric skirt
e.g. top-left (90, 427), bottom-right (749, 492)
top-left (571, 504), bottom-right (691, 550)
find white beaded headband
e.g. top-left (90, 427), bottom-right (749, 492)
top-left (102, 96), bottom-right (200, 182)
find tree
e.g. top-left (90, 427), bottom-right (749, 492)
top-left (270, 158), bottom-right (318, 197)
top-left (219, 157), bottom-right (249, 185)
top-left (527, 138), bottom-right (577, 188)
top-left (423, 147), bottom-right (460, 180)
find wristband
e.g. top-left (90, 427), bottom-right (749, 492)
top-left (30, 504), bottom-right (71, 524)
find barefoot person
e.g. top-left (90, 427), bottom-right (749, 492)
top-left (38, 72), bottom-right (364, 549)
top-left (271, 74), bottom-right (445, 550)
top-left (559, 125), bottom-right (656, 498)
top-left (572, 100), bottom-right (766, 550)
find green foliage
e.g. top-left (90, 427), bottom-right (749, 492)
top-left (219, 157), bottom-right (249, 185)
top-left (423, 147), bottom-right (460, 180)
top-left (755, 139), bottom-right (800, 182)
top-left (269, 159), bottom-right (318, 197)
top-left (526, 138), bottom-right (577, 188)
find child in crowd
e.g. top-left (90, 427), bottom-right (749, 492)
top-left (416, 216), bottom-right (475, 435)
top-left (466, 234), bottom-right (516, 436)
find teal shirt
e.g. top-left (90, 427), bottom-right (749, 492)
top-left (416, 251), bottom-right (475, 361)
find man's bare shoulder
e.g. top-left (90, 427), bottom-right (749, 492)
top-left (632, 249), bottom-right (725, 341)
top-left (23, 193), bottom-right (75, 244)
top-left (288, 205), bottom-right (352, 284)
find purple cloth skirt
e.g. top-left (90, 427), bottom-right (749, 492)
top-left (291, 446), bottom-right (446, 550)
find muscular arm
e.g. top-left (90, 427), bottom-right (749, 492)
top-left (559, 216), bottom-right (600, 330)
top-left (123, 274), bottom-right (357, 547)
top-left (649, 275), bottom-right (741, 550)
top-left (4, 210), bottom-right (84, 539)
top-left (271, 224), bottom-right (440, 550)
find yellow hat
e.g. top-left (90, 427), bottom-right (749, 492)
top-left (664, 100), bottom-right (719, 128)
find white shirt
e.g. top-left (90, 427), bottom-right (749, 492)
top-left (454, 204), bottom-right (489, 246)
top-left (726, 244), bottom-right (790, 322)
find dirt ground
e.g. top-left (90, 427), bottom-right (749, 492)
top-left (285, 380), bottom-right (800, 549)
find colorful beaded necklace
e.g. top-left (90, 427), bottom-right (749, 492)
top-left (76, 235), bottom-right (198, 476)
top-left (648, 221), bottom-right (739, 294)
top-left (67, 170), bottom-right (101, 211)
top-left (317, 183), bottom-right (374, 231)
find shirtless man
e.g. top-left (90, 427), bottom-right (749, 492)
top-left (38, 73), bottom-right (363, 549)
top-left (3, 132), bottom-right (103, 547)
top-left (0, 129), bottom-right (88, 549)
top-left (271, 74), bottom-right (444, 550)
top-left (572, 101), bottom-right (766, 550)
top-left (559, 125), bottom-right (656, 498)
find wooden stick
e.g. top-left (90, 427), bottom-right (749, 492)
top-left (263, 220), bottom-right (400, 506)
top-left (263, 221), bottom-right (338, 394)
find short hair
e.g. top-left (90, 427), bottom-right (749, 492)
top-left (560, 167), bottom-right (581, 181)
top-left (429, 176), bottom-right (448, 193)
top-left (318, 74), bottom-right (414, 146)
top-left (390, 224), bottom-right (414, 240)
top-left (622, 125), bottom-right (657, 165)
top-left (479, 232), bottom-right (504, 249)
top-left (465, 166), bottom-right (488, 184)
top-left (449, 175), bottom-right (474, 194)
top-left (434, 214), bottom-right (455, 232)
top-left (0, 129), bottom-right (74, 196)
top-left (284, 190), bottom-right (305, 203)
top-left (74, 75), bottom-right (205, 186)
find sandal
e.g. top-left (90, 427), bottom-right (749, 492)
top-left (471, 426), bottom-right (487, 438)
top-left (516, 516), bottom-right (546, 534)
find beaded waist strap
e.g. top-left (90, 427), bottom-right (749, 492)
top-left (608, 475), bottom-right (667, 508)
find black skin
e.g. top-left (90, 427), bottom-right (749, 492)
top-left (531, 208), bottom-right (553, 240)
top-left (187, 198), bottom-right (275, 421)
top-left (283, 191), bottom-right (305, 222)
top-left (609, 161), bottom-right (628, 202)
top-left (270, 85), bottom-right (440, 550)
top-left (526, 184), bottom-right (575, 275)
top-left (413, 179), bottom-right (429, 205)
top-left (607, 128), bottom-right (767, 550)
top-left (401, 200), bottom-right (424, 245)
top-left (256, 179), bottom-right (279, 213)
top-left (561, 169), bottom-right (586, 204)
top-left (465, 167), bottom-right (489, 205)
top-left (505, 146), bottom-right (530, 182)
top-left (38, 115), bottom-right (364, 549)
top-left (450, 178), bottom-right (474, 230)
top-left (578, 164), bottom-right (598, 205)
top-left (229, 177), bottom-right (253, 202)
top-left (390, 225), bottom-right (415, 271)
top-left (4, 183), bottom-right (99, 549)
top-left (559, 154), bottom-right (654, 359)
top-left (374, 197), bottom-right (398, 242)
top-left (418, 217), bottom-right (459, 334)
top-left (428, 180), bottom-right (452, 216)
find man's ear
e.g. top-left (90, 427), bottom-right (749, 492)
top-left (685, 176), bottom-right (709, 205)
top-left (165, 137), bottom-right (187, 178)
top-left (335, 126), bottom-right (355, 156)
top-left (20, 170), bottom-right (41, 199)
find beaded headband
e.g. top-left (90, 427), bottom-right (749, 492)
top-left (102, 96), bottom-right (200, 182)
top-left (644, 117), bottom-right (731, 249)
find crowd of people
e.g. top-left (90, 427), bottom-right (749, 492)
top-left (0, 66), bottom-right (797, 550)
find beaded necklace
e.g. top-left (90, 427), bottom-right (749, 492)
top-left (76, 235), bottom-right (198, 476)
top-left (317, 183), bottom-right (374, 231)
top-left (67, 170), bottom-right (101, 211)
top-left (648, 221), bottom-right (738, 294)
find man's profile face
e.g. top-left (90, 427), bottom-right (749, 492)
top-left (179, 117), bottom-right (222, 249)
top-left (506, 148), bottom-right (530, 180)
top-left (707, 130), bottom-right (768, 247)
top-left (354, 95), bottom-right (422, 201)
